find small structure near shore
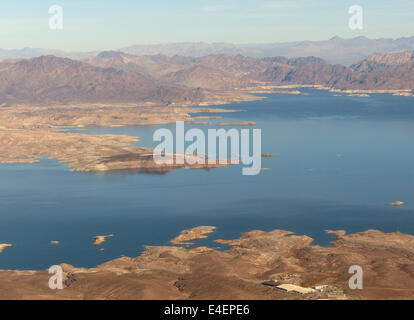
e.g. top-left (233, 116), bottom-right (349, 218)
top-left (276, 284), bottom-right (317, 295)
top-left (261, 280), bottom-right (279, 287)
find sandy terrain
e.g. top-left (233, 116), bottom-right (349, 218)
top-left (0, 105), bottom-right (239, 130)
top-left (170, 226), bottom-right (216, 245)
top-left (0, 128), bottom-right (232, 173)
top-left (93, 235), bottom-right (114, 246)
top-left (0, 105), bottom-right (241, 173)
top-left (216, 121), bottom-right (256, 126)
top-left (240, 83), bottom-right (414, 97)
top-left (0, 244), bottom-right (12, 253)
top-left (1, 227), bottom-right (414, 300)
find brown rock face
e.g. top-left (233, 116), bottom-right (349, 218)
top-left (1, 51), bottom-right (414, 109)
top-left (87, 50), bottom-right (414, 92)
top-left (170, 226), bottom-right (216, 245)
top-left (0, 55), bottom-right (205, 106)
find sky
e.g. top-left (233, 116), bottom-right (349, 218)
top-left (0, 0), bottom-right (413, 51)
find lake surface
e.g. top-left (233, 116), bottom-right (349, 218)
top-left (1, 89), bottom-right (414, 270)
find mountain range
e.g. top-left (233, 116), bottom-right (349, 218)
top-left (121, 36), bottom-right (414, 66)
top-left (0, 55), bottom-right (205, 106)
top-left (0, 48), bottom-right (413, 107)
top-left (86, 49), bottom-right (414, 91)
top-left (2, 35), bottom-right (414, 66)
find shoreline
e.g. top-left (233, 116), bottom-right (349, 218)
top-left (0, 90), bottom-right (414, 299)
top-left (0, 103), bottom-right (247, 173)
top-left (0, 86), bottom-right (411, 173)
top-left (240, 84), bottom-right (414, 97)
top-left (1, 226), bottom-right (414, 299)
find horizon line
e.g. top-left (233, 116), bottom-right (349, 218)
top-left (2, 34), bottom-right (414, 53)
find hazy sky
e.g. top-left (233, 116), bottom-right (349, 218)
top-left (1, 0), bottom-right (413, 51)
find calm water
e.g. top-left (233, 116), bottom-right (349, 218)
top-left (1, 89), bottom-right (414, 269)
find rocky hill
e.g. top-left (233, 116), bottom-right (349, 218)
top-left (1, 50), bottom-right (413, 107)
top-left (0, 55), bottom-right (206, 106)
top-left (86, 50), bottom-right (414, 91)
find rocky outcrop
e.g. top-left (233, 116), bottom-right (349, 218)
top-left (0, 56), bottom-right (206, 106)
top-left (2, 227), bottom-right (414, 299)
top-left (87, 50), bottom-right (414, 92)
top-left (170, 226), bottom-right (216, 245)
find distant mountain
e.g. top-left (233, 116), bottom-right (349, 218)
top-left (120, 42), bottom-right (242, 59)
top-left (0, 56), bottom-right (205, 106)
top-left (87, 52), bottom-right (278, 90)
top-left (262, 50), bottom-right (414, 90)
top-left (86, 52), bottom-right (346, 90)
top-left (0, 47), bottom-right (96, 63)
top-left (87, 50), bottom-right (414, 91)
top-left (2, 50), bottom-right (413, 107)
top-left (351, 50), bottom-right (414, 72)
top-left (260, 50), bottom-right (414, 90)
top-left (2, 36), bottom-right (414, 66)
top-left (119, 36), bottom-right (414, 66)
top-left (339, 50), bottom-right (414, 90)
top-left (0, 47), bottom-right (65, 60)
top-left (245, 36), bottom-right (414, 66)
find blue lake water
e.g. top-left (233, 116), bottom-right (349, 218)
top-left (1, 89), bottom-right (414, 270)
